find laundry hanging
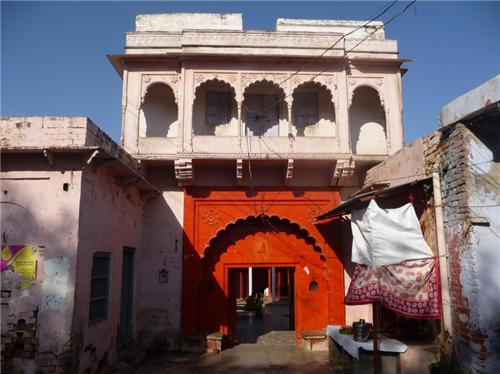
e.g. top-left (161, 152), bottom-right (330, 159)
top-left (346, 200), bottom-right (441, 319)
top-left (351, 200), bottom-right (434, 267)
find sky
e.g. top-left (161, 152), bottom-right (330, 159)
top-left (2, 1), bottom-right (499, 144)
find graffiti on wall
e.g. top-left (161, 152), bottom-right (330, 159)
top-left (1, 244), bottom-right (38, 288)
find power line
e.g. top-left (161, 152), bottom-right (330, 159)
top-left (244, 0), bottom-right (415, 115)
top-left (274, 0), bottom-right (399, 90)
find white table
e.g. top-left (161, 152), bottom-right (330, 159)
top-left (326, 325), bottom-right (407, 360)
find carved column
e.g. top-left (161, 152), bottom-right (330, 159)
top-left (337, 67), bottom-right (351, 153)
top-left (237, 101), bottom-right (244, 136)
top-left (183, 69), bottom-right (194, 153)
top-left (385, 107), bottom-right (392, 154)
top-left (286, 98), bottom-right (293, 136)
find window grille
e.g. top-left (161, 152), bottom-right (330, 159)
top-left (89, 253), bottom-right (110, 322)
top-left (206, 91), bottom-right (231, 128)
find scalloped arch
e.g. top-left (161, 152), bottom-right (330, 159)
top-left (349, 84), bottom-right (385, 110)
top-left (243, 79), bottom-right (287, 95)
top-left (141, 81), bottom-right (179, 105)
top-left (193, 78), bottom-right (238, 101)
top-left (292, 80), bottom-right (335, 104)
top-left (200, 214), bottom-right (326, 271)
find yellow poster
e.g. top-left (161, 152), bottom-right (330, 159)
top-left (10, 244), bottom-right (37, 280)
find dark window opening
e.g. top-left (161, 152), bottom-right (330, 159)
top-left (309, 280), bottom-right (319, 291)
top-left (89, 253), bottom-right (110, 323)
top-left (206, 91), bottom-right (232, 128)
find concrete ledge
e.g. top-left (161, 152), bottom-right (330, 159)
top-left (301, 330), bottom-right (328, 352)
top-left (205, 332), bottom-right (223, 354)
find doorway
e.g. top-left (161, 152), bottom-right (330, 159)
top-left (118, 248), bottom-right (135, 348)
top-left (228, 266), bottom-right (295, 344)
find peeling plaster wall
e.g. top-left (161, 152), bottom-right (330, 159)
top-left (137, 190), bottom-right (184, 350)
top-left (459, 127), bottom-right (500, 373)
top-left (1, 154), bottom-right (82, 373)
top-left (427, 123), bottom-right (500, 372)
top-left (72, 165), bottom-right (144, 374)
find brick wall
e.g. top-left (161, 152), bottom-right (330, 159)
top-left (423, 123), bottom-right (496, 373)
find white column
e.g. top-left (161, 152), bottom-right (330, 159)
top-left (248, 267), bottom-right (253, 296)
top-left (271, 267), bottom-right (276, 303)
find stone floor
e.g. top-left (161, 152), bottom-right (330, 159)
top-left (132, 333), bottom-right (331, 374)
top-left (131, 300), bottom-right (336, 373)
top-left (236, 298), bottom-right (290, 344)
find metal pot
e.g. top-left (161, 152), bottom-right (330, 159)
top-left (352, 319), bottom-right (372, 342)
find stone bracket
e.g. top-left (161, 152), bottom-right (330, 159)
top-left (175, 158), bottom-right (193, 186)
top-left (331, 158), bottom-right (356, 186)
top-left (285, 159), bottom-right (294, 185)
top-left (236, 159), bottom-right (243, 185)
top-left (85, 149), bottom-right (115, 172)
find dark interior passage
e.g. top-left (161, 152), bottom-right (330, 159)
top-left (230, 266), bottom-right (295, 344)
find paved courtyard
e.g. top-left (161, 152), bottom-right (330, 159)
top-left (131, 302), bottom-right (336, 373)
top-left (132, 333), bottom-right (331, 374)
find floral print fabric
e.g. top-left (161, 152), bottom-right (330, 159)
top-left (345, 258), bottom-right (442, 319)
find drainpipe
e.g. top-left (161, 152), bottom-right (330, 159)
top-left (432, 170), bottom-right (453, 339)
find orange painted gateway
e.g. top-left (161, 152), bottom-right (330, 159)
top-left (181, 189), bottom-right (345, 344)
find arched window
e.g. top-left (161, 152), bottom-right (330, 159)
top-left (309, 280), bottom-right (319, 292)
top-left (349, 86), bottom-right (387, 154)
top-left (193, 80), bottom-right (237, 136)
top-left (243, 81), bottom-right (287, 136)
top-left (292, 82), bottom-right (335, 137)
top-left (139, 83), bottom-right (178, 137)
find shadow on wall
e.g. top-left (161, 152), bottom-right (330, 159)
top-left (243, 80), bottom-right (287, 137)
top-left (349, 86), bottom-right (387, 154)
top-left (140, 83), bottom-right (178, 137)
top-left (192, 79), bottom-right (238, 136)
top-left (1, 194), bottom-right (82, 373)
top-left (292, 81), bottom-right (336, 137)
top-left (137, 192), bottom-right (185, 353)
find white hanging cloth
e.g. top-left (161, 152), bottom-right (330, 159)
top-left (351, 200), bottom-right (433, 267)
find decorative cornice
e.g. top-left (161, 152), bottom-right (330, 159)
top-left (135, 152), bottom-right (388, 161)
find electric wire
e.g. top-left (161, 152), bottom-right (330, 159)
top-left (244, 0), bottom-right (416, 115)
top-left (273, 0), bottom-right (399, 90)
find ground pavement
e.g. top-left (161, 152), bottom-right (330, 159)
top-left (132, 331), bottom-right (332, 374)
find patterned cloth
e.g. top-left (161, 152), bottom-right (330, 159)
top-left (345, 258), bottom-right (442, 319)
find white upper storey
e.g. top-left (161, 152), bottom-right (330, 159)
top-left (114, 13), bottom-right (406, 173)
top-left (125, 13), bottom-right (397, 58)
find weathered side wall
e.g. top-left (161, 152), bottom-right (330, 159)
top-left (1, 154), bottom-right (83, 373)
top-left (137, 190), bottom-right (184, 351)
top-left (436, 123), bottom-right (500, 373)
top-left (71, 165), bottom-right (145, 374)
top-left (365, 120), bottom-right (500, 372)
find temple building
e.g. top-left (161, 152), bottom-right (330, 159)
top-left (1, 13), bottom-right (410, 373)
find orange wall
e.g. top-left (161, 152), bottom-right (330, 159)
top-left (181, 188), bottom-right (345, 341)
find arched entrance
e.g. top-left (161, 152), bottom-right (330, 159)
top-left (182, 189), bottom-right (345, 347)
top-left (198, 215), bottom-right (329, 343)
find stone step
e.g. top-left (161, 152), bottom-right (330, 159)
top-left (301, 330), bottom-right (328, 352)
